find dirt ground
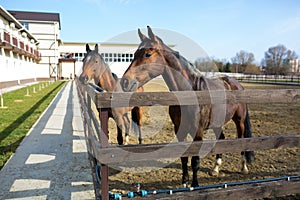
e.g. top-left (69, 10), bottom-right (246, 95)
top-left (104, 80), bottom-right (300, 197)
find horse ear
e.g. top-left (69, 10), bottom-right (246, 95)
top-left (147, 26), bottom-right (163, 44)
top-left (86, 44), bottom-right (91, 52)
top-left (95, 44), bottom-right (99, 52)
top-left (147, 26), bottom-right (155, 41)
top-left (138, 28), bottom-right (147, 41)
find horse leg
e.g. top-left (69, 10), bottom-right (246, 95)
top-left (190, 128), bottom-right (203, 187)
top-left (116, 123), bottom-right (123, 145)
top-left (210, 127), bottom-right (225, 176)
top-left (137, 107), bottom-right (142, 144)
top-left (169, 106), bottom-right (190, 187)
top-left (123, 113), bottom-right (130, 145)
top-left (191, 156), bottom-right (200, 187)
top-left (132, 106), bottom-right (143, 144)
top-left (181, 157), bottom-right (189, 187)
top-left (114, 112), bottom-right (124, 145)
top-left (233, 114), bottom-right (249, 174)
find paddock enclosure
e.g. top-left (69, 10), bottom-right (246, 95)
top-left (76, 78), bottom-right (300, 200)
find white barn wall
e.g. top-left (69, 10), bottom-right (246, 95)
top-left (61, 42), bottom-right (139, 78)
top-left (0, 6), bottom-right (43, 86)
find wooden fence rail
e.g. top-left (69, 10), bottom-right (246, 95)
top-left (90, 89), bottom-right (300, 108)
top-left (96, 134), bottom-right (300, 164)
top-left (75, 79), bottom-right (300, 200)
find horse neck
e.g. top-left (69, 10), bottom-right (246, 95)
top-left (162, 51), bottom-right (197, 91)
top-left (97, 62), bottom-right (117, 92)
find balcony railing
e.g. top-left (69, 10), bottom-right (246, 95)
top-left (12, 37), bottom-right (18, 47)
top-left (4, 32), bottom-right (10, 43)
top-left (0, 31), bottom-right (41, 62)
top-left (20, 41), bottom-right (24, 49)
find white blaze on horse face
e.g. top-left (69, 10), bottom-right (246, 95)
top-left (138, 45), bottom-right (145, 50)
top-left (85, 55), bottom-right (91, 63)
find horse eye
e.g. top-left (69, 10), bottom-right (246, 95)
top-left (145, 53), bottom-right (151, 58)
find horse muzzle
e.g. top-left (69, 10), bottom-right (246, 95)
top-left (121, 77), bottom-right (138, 92)
top-left (79, 75), bottom-right (89, 85)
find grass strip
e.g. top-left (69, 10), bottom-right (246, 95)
top-left (0, 81), bottom-right (66, 169)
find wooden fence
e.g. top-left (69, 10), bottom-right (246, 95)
top-left (75, 79), bottom-right (300, 200)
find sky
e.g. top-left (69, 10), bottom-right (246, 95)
top-left (1, 0), bottom-right (300, 64)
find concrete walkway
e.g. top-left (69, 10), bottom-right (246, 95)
top-left (0, 81), bottom-right (95, 200)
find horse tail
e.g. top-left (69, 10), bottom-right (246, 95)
top-left (244, 105), bottom-right (255, 164)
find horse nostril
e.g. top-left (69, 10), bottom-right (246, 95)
top-left (122, 78), bottom-right (129, 90)
top-left (84, 76), bottom-right (88, 83)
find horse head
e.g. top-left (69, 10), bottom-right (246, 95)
top-left (79, 44), bottom-right (103, 85)
top-left (121, 26), bottom-right (174, 92)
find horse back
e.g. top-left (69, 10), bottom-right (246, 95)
top-left (194, 76), bottom-right (244, 91)
top-left (195, 76), bottom-right (245, 129)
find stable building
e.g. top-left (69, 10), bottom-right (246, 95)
top-left (59, 42), bottom-right (139, 79)
top-left (8, 10), bottom-right (61, 79)
top-left (0, 5), bottom-right (41, 88)
top-left (0, 5), bottom-right (174, 87)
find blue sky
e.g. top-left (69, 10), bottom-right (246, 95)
top-left (1, 0), bottom-right (300, 63)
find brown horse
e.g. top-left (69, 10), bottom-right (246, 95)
top-left (79, 44), bottom-right (143, 145)
top-left (121, 26), bottom-right (255, 187)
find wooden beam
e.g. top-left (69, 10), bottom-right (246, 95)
top-left (95, 134), bottom-right (300, 164)
top-left (95, 89), bottom-right (300, 108)
top-left (154, 178), bottom-right (300, 200)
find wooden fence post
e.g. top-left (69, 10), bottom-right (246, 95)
top-left (100, 108), bottom-right (109, 200)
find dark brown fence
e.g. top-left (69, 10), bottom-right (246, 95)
top-left (75, 79), bottom-right (300, 200)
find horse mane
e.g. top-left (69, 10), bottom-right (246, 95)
top-left (169, 49), bottom-right (203, 78)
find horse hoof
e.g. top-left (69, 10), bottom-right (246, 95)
top-left (218, 172), bottom-right (225, 177)
top-left (191, 181), bottom-right (199, 187)
top-left (182, 183), bottom-right (188, 188)
top-left (209, 170), bottom-right (219, 177)
top-left (241, 168), bottom-right (249, 175)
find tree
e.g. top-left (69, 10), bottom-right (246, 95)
top-left (194, 57), bottom-right (218, 72)
top-left (264, 44), bottom-right (298, 75)
top-left (231, 50), bottom-right (255, 73)
top-left (244, 64), bottom-right (261, 75)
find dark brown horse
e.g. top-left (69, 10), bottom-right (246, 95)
top-left (121, 26), bottom-right (254, 187)
top-left (79, 44), bottom-right (143, 145)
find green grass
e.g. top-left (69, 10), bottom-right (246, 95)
top-left (0, 81), bottom-right (66, 169)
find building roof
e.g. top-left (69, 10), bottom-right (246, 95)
top-left (0, 5), bottom-right (38, 43)
top-left (8, 10), bottom-right (61, 29)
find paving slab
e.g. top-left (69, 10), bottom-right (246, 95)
top-left (0, 81), bottom-right (95, 200)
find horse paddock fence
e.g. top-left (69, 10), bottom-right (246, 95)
top-left (75, 78), bottom-right (300, 200)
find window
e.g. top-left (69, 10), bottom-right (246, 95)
top-left (22, 22), bottom-right (29, 30)
top-left (80, 52), bottom-right (134, 63)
